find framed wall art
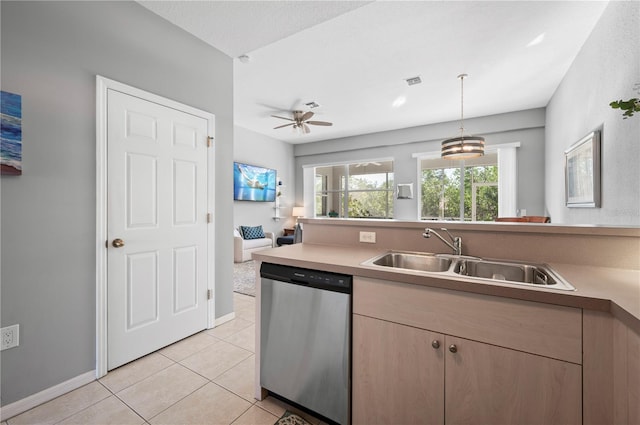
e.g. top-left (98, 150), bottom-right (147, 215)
top-left (565, 130), bottom-right (600, 207)
top-left (1, 90), bottom-right (22, 176)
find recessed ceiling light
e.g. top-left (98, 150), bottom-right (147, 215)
top-left (238, 54), bottom-right (251, 63)
top-left (305, 101), bottom-right (320, 109)
top-left (527, 33), bottom-right (545, 47)
top-left (392, 96), bottom-right (406, 108)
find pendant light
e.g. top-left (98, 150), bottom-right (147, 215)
top-left (441, 74), bottom-right (485, 159)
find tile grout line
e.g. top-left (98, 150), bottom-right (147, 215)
top-left (178, 350), bottom-right (253, 384)
top-left (46, 381), bottom-right (112, 425)
top-left (96, 380), bottom-right (147, 425)
top-left (98, 353), bottom-right (178, 395)
top-left (144, 378), bottom-right (210, 424)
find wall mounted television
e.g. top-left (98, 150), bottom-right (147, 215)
top-left (233, 162), bottom-right (277, 202)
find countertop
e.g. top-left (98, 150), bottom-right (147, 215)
top-left (253, 243), bottom-right (640, 334)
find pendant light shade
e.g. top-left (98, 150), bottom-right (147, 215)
top-left (442, 74), bottom-right (485, 160)
top-left (441, 135), bottom-right (485, 159)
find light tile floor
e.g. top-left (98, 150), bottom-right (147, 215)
top-left (5, 293), bottom-right (324, 425)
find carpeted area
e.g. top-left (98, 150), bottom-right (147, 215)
top-left (233, 260), bottom-right (256, 297)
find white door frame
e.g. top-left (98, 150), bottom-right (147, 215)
top-left (95, 76), bottom-right (216, 378)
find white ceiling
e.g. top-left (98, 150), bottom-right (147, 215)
top-left (139, 1), bottom-right (609, 144)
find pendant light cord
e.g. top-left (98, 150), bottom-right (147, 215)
top-left (459, 73), bottom-right (467, 139)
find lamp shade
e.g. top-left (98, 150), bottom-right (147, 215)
top-left (292, 207), bottom-right (305, 217)
top-left (441, 135), bottom-right (485, 159)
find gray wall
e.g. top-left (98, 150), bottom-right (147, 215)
top-left (294, 109), bottom-right (546, 220)
top-left (546, 1), bottom-right (640, 225)
top-left (234, 126), bottom-right (296, 234)
top-left (0, 1), bottom-right (234, 405)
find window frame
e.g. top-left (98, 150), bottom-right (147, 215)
top-left (413, 142), bottom-right (520, 221)
top-left (311, 159), bottom-right (395, 219)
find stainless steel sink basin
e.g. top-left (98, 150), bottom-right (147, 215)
top-left (453, 259), bottom-right (575, 290)
top-left (364, 251), bottom-right (452, 273)
top-left (361, 251), bottom-right (575, 291)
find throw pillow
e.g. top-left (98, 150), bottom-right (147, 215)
top-left (240, 225), bottom-right (265, 240)
top-left (233, 228), bottom-right (241, 238)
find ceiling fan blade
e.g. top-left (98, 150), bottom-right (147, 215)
top-left (271, 115), bottom-right (294, 121)
top-left (301, 111), bottom-right (314, 121)
top-left (303, 123), bottom-right (311, 134)
top-left (307, 121), bottom-right (333, 126)
top-left (274, 123), bottom-right (295, 129)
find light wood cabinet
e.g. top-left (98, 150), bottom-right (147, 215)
top-left (628, 327), bottom-right (640, 424)
top-left (444, 335), bottom-right (581, 424)
top-left (352, 277), bottom-right (583, 425)
top-left (584, 310), bottom-right (640, 425)
top-left (352, 315), bottom-right (444, 425)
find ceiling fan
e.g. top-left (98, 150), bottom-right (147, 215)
top-left (272, 110), bottom-right (333, 134)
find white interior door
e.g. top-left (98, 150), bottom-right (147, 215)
top-left (106, 89), bottom-right (210, 370)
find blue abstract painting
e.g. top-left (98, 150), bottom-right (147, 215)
top-left (1, 90), bottom-right (22, 175)
top-left (233, 162), bottom-right (277, 202)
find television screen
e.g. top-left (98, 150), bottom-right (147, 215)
top-left (233, 162), bottom-right (277, 202)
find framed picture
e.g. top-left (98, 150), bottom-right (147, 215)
top-left (233, 161), bottom-right (277, 202)
top-left (1, 90), bottom-right (22, 176)
top-left (565, 130), bottom-right (600, 207)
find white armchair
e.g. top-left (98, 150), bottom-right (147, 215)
top-left (234, 228), bottom-right (274, 263)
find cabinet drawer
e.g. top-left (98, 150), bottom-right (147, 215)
top-left (354, 276), bottom-right (582, 364)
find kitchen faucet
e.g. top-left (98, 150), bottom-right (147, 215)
top-left (423, 228), bottom-right (462, 256)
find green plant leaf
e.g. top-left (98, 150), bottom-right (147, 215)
top-left (610, 98), bottom-right (639, 118)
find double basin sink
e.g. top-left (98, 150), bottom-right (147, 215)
top-left (361, 251), bottom-right (575, 291)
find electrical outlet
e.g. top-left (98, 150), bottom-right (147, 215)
top-left (359, 231), bottom-right (376, 244)
top-left (1, 324), bottom-right (19, 351)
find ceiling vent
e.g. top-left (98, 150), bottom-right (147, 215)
top-left (405, 76), bottom-right (422, 86)
top-left (305, 101), bottom-right (320, 109)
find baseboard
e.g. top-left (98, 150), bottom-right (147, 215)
top-left (214, 311), bottom-right (236, 327)
top-left (0, 370), bottom-right (95, 421)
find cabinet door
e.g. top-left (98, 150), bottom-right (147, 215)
top-left (627, 325), bottom-right (640, 424)
top-left (445, 336), bottom-right (582, 424)
top-left (352, 314), bottom-right (444, 425)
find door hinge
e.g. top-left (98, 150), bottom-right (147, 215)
top-left (207, 136), bottom-right (214, 147)
top-left (207, 289), bottom-right (213, 300)
top-left (207, 213), bottom-right (212, 223)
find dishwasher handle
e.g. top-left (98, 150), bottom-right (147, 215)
top-left (261, 273), bottom-right (308, 286)
top-left (260, 262), bottom-right (352, 293)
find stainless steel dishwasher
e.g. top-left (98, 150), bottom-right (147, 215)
top-left (260, 262), bottom-right (352, 425)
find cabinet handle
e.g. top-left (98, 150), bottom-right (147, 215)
top-left (449, 344), bottom-right (458, 353)
top-left (431, 340), bottom-right (440, 349)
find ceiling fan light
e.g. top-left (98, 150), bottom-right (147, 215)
top-left (273, 110), bottom-right (333, 135)
top-left (441, 136), bottom-right (485, 159)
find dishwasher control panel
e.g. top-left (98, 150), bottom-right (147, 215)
top-left (261, 262), bottom-right (352, 293)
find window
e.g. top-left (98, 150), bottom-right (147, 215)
top-left (314, 161), bottom-right (394, 219)
top-left (420, 154), bottom-right (498, 221)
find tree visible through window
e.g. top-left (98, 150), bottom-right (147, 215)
top-left (421, 154), bottom-right (498, 221)
top-left (314, 161), bottom-right (394, 219)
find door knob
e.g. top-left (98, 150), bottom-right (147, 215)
top-left (449, 344), bottom-right (458, 353)
top-left (112, 238), bottom-right (125, 248)
top-left (431, 340), bottom-right (440, 349)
